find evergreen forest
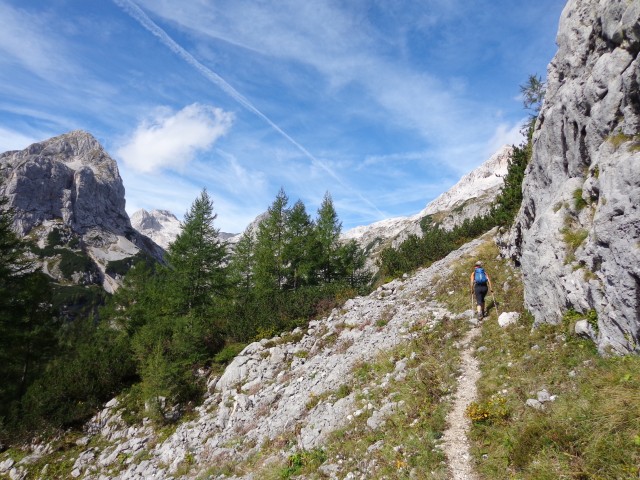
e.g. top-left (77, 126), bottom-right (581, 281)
top-left (0, 189), bottom-right (370, 443)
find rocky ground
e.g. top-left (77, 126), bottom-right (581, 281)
top-left (2, 233), bottom-right (497, 480)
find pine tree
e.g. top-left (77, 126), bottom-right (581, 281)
top-left (0, 201), bottom-right (57, 426)
top-left (227, 227), bottom-right (260, 340)
top-left (229, 227), bottom-right (257, 295)
top-left (336, 239), bottom-right (369, 288)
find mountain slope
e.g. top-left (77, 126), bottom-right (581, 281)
top-left (343, 145), bottom-right (512, 264)
top-left (0, 231), bottom-right (493, 480)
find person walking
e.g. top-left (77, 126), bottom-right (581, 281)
top-left (470, 260), bottom-right (493, 320)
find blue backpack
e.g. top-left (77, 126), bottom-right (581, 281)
top-left (474, 267), bottom-right (488, 285)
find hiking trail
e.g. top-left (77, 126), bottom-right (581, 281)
top-left (442, 324), bottom-right (481, 480)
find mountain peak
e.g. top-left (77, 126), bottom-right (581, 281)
top-left (0, 130), bottom-right (127, 236)
top-left (131, 209), bottom-right (182, 249)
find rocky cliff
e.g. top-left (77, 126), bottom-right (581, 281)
top-left (0, 130), bottom-right (163, 292)
top-left (510, 0), bottom-right (640, 353)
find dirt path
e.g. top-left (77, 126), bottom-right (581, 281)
top-left (442, 325), bottom-right (481, 480)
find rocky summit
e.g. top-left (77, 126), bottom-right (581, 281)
top-left (507, 0), bottom-right (640, 353)
top-left (0, 130), bottom-right (163, 292)
top-left (130, 209), bottom-right (182, 250)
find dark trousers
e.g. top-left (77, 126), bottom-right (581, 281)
top-left (474, 283), bottom-right (488, 306)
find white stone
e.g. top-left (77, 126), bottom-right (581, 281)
top-left (537, 389), bottom-right (552, 403)
top-left (0, 459), bottom-right (15, 472)
top-left (498, 312), bottom-right (520, 328)
top-left (574, 320), bottom-right (596, 340)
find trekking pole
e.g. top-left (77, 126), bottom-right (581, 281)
top-left (491, 290), bottom-right (500, 316)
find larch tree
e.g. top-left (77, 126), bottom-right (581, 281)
top-left (314, 192), bottom-right (342, 283)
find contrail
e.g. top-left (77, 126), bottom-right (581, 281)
top-left (113, 0), bottom-right (384, 217)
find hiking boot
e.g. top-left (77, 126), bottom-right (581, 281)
top-left (477, 311), bottom-right (483, 321)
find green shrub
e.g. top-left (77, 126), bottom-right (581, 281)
top-left (466, 395), bottom-right (509, 424)
top-left (106, 252), bottom-right (153, 278)
top-left (281, 448), bottom-right (326, 478)
top-left (213, 343), bottom-right (247, 364)
top-left (573, 188), bottom-right (587, 210)
top-left (58, 250), bottom-right (94, 279)
top-left (46, 228), bottom-right (64, 247)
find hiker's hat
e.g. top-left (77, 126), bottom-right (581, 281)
top-left (475, 260), bottom-right (483, 267)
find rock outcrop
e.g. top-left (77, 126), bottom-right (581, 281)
top-left (510, 0), bottom-right (640, 353)
top-left (0, 130), bottom-right (128, 236)
top-left (0, 130), bottom-right (163, 292)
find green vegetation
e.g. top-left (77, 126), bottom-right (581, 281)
top-left (57, 249), bottom-right (95, 279)
top-left (607, 131), bottom-right (640, 151)
top-left (280, 448), bottom-right (327, 479)
top-left (106, 251), bottom-right (153, 277)
top-left (572, 187), bottom-right (587, 210)
top-left (561, 220), bottom-right (589, 264)
top-left (0, 187), bottom-right (371, 444)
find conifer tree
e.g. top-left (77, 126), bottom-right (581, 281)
top-left (254, 188), bottom-right (289, 291)
top-left (227, 227), bottom-right (260, 340)
top-left (283, 200), bottom-right (314, 289)
top-left (229, 226), bottom-right (257, 295)
top-left (0, 201), bottom-right (56, 424)
top-left (336, 239), bottom-right (369, 288)
top-left (165, 189), bottom-right (228, 321)
top-left (314, 192), bottom-right (342, 283)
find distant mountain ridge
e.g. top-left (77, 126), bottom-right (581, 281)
top-left (130, 208), bottom-right (237, 250)
top-left (342, 144), bottom-right (512, 261)
top-left (130, 209), bottom-right (182, 250)
top-left (131, 145), bottom-right (513, 268)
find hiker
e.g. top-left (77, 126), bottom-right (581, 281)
top-left (470, 260), bottom-right (493, 320)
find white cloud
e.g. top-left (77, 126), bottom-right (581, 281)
top-left (116, 104), bottom-right (234, 173)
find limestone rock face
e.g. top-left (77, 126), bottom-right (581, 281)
top-left (510, 0), bottom-right (640, 353)
top-left (0, 130), bottom-right (163, 292)
top-left (0, 130), bottom-right (128, 236)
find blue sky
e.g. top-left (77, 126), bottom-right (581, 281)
top-left (0, 0), bottom-right (566, 233)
